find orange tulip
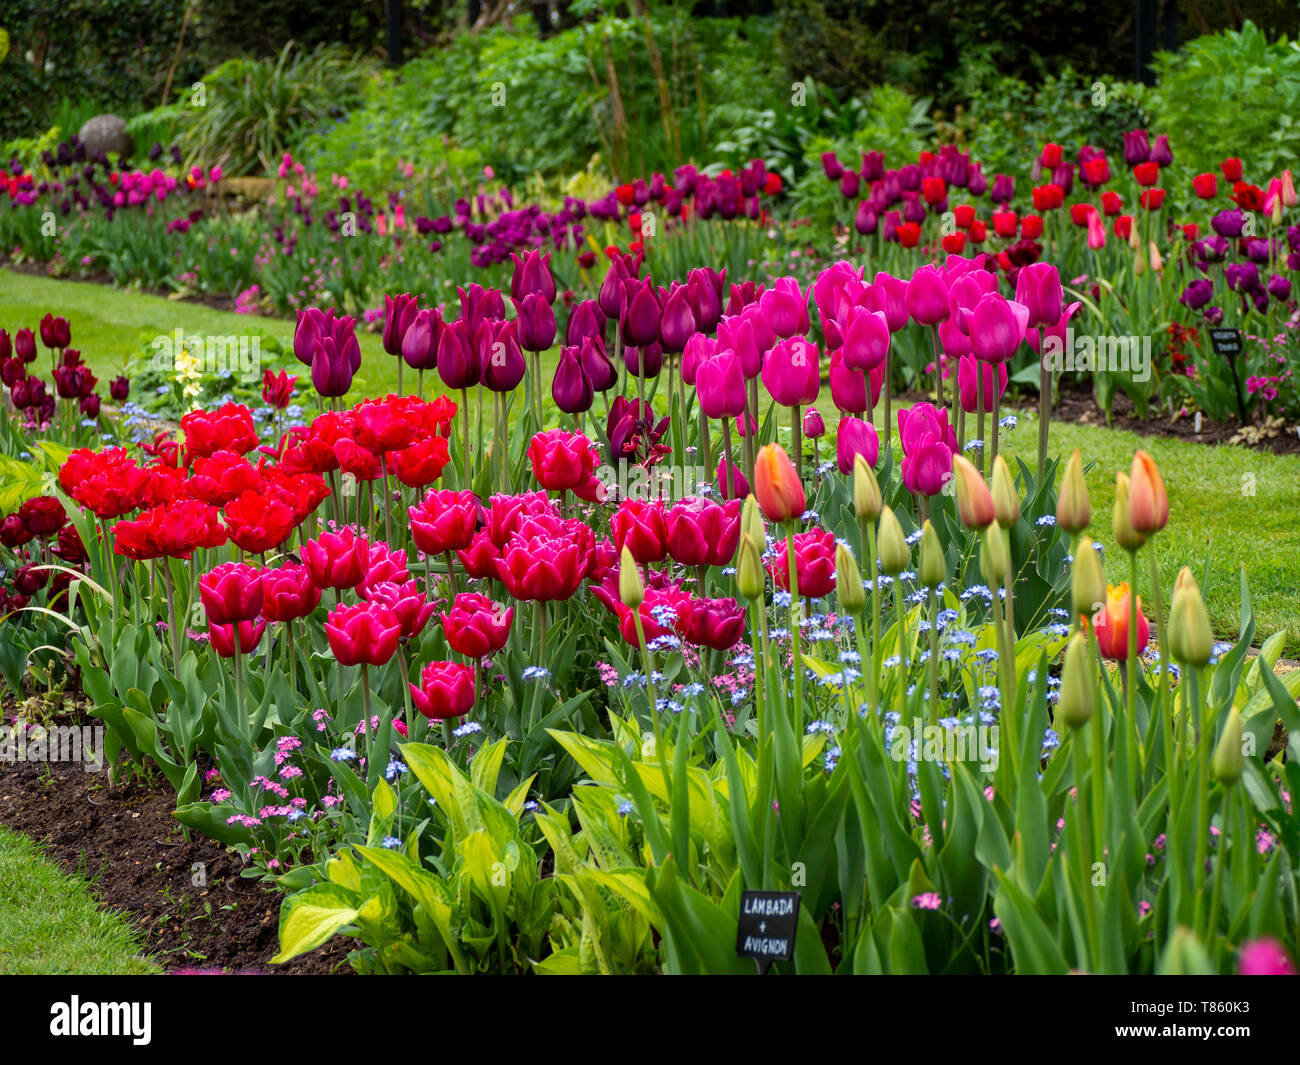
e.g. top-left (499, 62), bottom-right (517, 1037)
top-left (1089, 582), bottom-right (1150, 661)
top-left (754, 443), bottom-right (806, 524)
top-left (951, 455), bottom-right (994, 529)
top-left (1127, 450), bottom-right (1168, 534)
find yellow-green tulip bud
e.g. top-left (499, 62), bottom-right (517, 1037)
top-left (1112, 472), bottom-right (1146, 553)
top-left (619, 545), bottom-right (644, 609)
top-left (991, 455), bottom-right (1020, 528)
top-left (979, 522), bottom-right (1009, 587)
top-left (835, 542), bottom-right (865, 611)
top-left (1211, 707), bottom-right (1245, 785)
top-left (854, 454), bottom-right (882, 522)
top-left (736, 533), bottom-right (765, 601)
top-left (740, 493), bottom-right (766, 554)
top-left (1056, 448), bottom-right (1091, 533)
top-left (918, 520), bottom-right (945, 589)
top-left (1057, 632), bottom-right (1097, 729)
top-left (1071, 536), bottom-right (1107, 621)
top-left (1170, 581), bottom-right (1214, 668)
top-left (877, 506), bottom-right (910, 576)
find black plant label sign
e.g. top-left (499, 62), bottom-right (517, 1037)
top-left (1208, 327), bottom-right (1244, 357)
top-left (736, 891), bottom-right (801, 974)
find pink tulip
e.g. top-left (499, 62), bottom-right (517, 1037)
top-left (957, 354), bottom-right (1008, 414)
top-left (905, 265), bottom-right (950, 326)
top-left (969, 294), bottom-right (1029, 363)
top-left (758, 277), bottom-right (810, 339)
top-left (325, 601), bottom-right (401, 666)
top-left (696, 348), bottom-right (748, 419)
top-left (835, 416), bottom-right (880, 474)
top-left (762, 337), bottom-right (819, 407)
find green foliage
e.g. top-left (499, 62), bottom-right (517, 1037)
top-left (180, 42), bottom-right (377, 176)
top-left (1145, 21), bottom-right (1300, 179)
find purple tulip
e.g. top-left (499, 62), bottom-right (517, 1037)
top-left (552, 346), bottom-right (594, 413)
top-left (659, 282), bottom-right (698, 354)
top-left (513, 293), bottom-right (557, 352)
top-left (686, 267), bottom-right (725, 333)
top-left (625, 341), bottom-right (662, 379)
top-left (821, 152), bottom-right (844, 181)
top-left (1151, 134), bottom-right (1173, 167)
top-left (1179, 278), bottom-right (1214, 310)
top-left (293, 307), bottom-right (330, 366)
top-left (401, 308), bottom-right (442, 370)
top-left (1268, 274), bottom-right (1292, 301)
top-left (566, 299), bottom-right (606, 349)
top-left (1123, 129), bottom-right (1151, 167)
top-left (854, 201), bottom-right (878, 236)
top-left (311, 335), bottom-right (355, 397)
top-left (437, 318), bottom-right (480, 390)
top-left (861, 151), bottom-right (885, 183)
top-left (477, 319), bottom-right (526, 391)
top-left (580, 335), bottom-right (617, 392)
top-left (620, 278), bottom-right (661, 348)
top-left (510, 249), bottom-right (556, 304)
top-left (382, 293), bottom-right (419, 356)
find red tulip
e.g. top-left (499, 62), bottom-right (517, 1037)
top-left (441, 592), bottom-right (513, 658)
top-left (209, 618), bottom-right (267, 658)
top-left (389, 436), bottom-right (451, 488)
top-left (663, 496), bottom-right (741, 568)
top-left (261, 562), bottom-right (322, 623)
top-left (409, 489), bottom-right (479, 556)
top-left (199, 561), bottom-right (264, 625)
top-left (302, 527), bottom-right (370, 590)
top-left (362, 579), bottom-right (436, 640)
top-left (611, 499), bottom-right (667, 564)
top-left (682, 596), bottom-right (746, 650)
top-left (326, 601), bottom-right (401, 666)
top-left (528, 428), bottom-right (595, 492)
top-left (495, 532), bottom-right (586, 602)
top-left (181, 403), bottom-right (258, 459)
top-left (409, 660), bottom-right (476, 720)
top-left (223, 490), bottom-right (296, 554)
top-left (1091, 582), bottom-right (1150, 661)
top-left (767, 528), bottom-right (836, 598)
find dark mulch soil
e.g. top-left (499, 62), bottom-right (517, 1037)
top-left (0, 754), bottom-right (352, 975)
top-left (1039, 382), bottom-right (1300, 456)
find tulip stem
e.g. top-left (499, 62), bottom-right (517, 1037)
top-left (1146, 544), bottom-right (1171, 736)
top-left (926, 586), bottom-right (939, 723)
top-left (1206, 780), bottom-right (1231, 943)
top-left (785, 523), bottom-right (804, 739)
top-left (461, 388), bottom-right (470, 489)
top-left (443, 551), bottom-right (459, 597)
top-left (791, 406), bottom-right (803, 484)
top-left (882, 354), bottom-right (893, 454)
top-left (1037, 356), bottom-right (1051, 484)
top-left (990, 383), bottom-right (1001, 471)
top-left (866, 521), bottom-right (882, 709)
top-left (417, 368), bottom-right (423, 402)
top-left (379, 456), bottom-right (394, 548)
top-left (1127, 551), bottom-right (1140, 773)
top-left (722, 417), bottom-right (737, 502)
top-left (975, 369), bottom-right (986, 476)
top-left (929, 326), bottom-right (944, 412)
top-left (100, 518), bottom-right (119, 607)
top-left (162, 560), bottom-right (181, 671)
top-left (893, 579), bottom-right (909, 719)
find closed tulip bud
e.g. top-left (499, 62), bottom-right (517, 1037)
top-left (877, 506), bottom-right (910, 575)
top-left (979, 523), bottom-right (1009, 586)
top-left (619, 545), bottom-right (644, 609)
top-left (1211, 707), bottom-right (1245, 785)
top-left (1071, 537), bottom-right (1106, 620)
top-left (835, 542), bottom-right (865, 610)
top-left (1057, 632), bottom-right (1097, 729)
top-left (951, 454), bottom-right (994, 529)
top-left (1057, 449), bottom-right (1091, 532)
top-left (991, 455), bottom-right (1020, 527)
top-left (736, 533), bottom-right (765, 600)
top-left (754, 443), bottom-right (806, 524)
top-left (1169, 575), bottom-right (1214, 667)
top-left (918, 520), bottom-right (945, 588)
top-left (1113, 472), bottom-right (1146, 552)
top-left (853, 454), bottom-right (882, 521)
top-left (740, 493), bottom-right (766, 552)
top-left (1128, 450), bottom-right (1169, 534)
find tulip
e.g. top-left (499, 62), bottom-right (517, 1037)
top-left (611, 499), bottom-right (668, 564)
top-left (835, 416), bottom-right (879, 474)
top-left (1072, 538), bottom-right (1107, 622)
top-left (716, 454), bottom-right (750, 501)
top-left (917, 520), bottom-right (945, 589)
top-left (1093, 582), bottom-right (1149, 660)
top-left (664, 496), bottom-right (741, 568)
top-left (495, 531), bottom-right (586, 601)
top-left (598, 253), bottom-right (635, 319)
top-left (877, 507), bottom-right (909, 575)
top-left (758, 277), bottom-right (810, 339)
top-left (1237, 939), bottom-right (1297, 976)
top-left (834, 542), bottom-right (865, 611)
top-left (838, 305), bottom-right (891, 371)
top-left (1056, 632), bottom-right (1097, 729)
top-left (209, 619), bottom-right (267, 658)
top-left (510, 249), bottom-right (556, 304)
top-left (1168, 569), bottom-right (1213, 667)
top-left (956, 354), bottom-right (1006, 415)
top-left (753, 443), bottom-right (805, 523)
top-left (696, 347), bottom-right (747, 419)
top-left (686, 267), bottom-right (725, 333)
top-left (990, 455), bottom-right (1019, 527)
top-left (905, 265), bottom-right (950, 326)
top-left (618, 545), bottom-right (644, 609)
top-left (310, 334), bottom-right (356, 398)
top-left (620, 278), bottom-right (661, 348)
top-left (1014, 262), bottom-right (1063, 329)
top-left (1128, 450), bottom-right (1168, 534)
top-left (401, 307), bottom-right (442, 371)
top-left (1112, 472), bottom-right (1146, 553)
top-left (382, 293), bottom-right (419, 356)
top-left (552, 345), bottom-right (594, 414)
top-left (109, 375), bottom-right (130, 401)
top-left (735, 532), bottom-right (765, 600)
top-left (325, 601), bottom-right (401, 667)
top-left (969, 294), bottom-right (1029, 363)
top-left (410, 660), bottom-right (476, 720)
top-left (1057, 449), bottom-right (1091, 532)
top-left (761, 337), bottom-right (819, 408)
top-left (853, 455), bottom-right (881, 523)
top-left (528, 428), bottom-right (595, 492)
top-left (261, 562), bottom-right (322, 623)
top-left (979, 522), bottom-right (1009, 587)
top-left (682, 596), bottom-right (746, 650)
top-left (442, 592), bottom-right (513, 658)
top-left (1211, 707), bottom-right (1245, 784)
top-left (802, 406), bottom-right (825, 439)
top-left (951, 455), bottom-right (994, 528)
top-left (409, 489), bottom-right (478, 556)
top-left (767, 528), bottom-right (836, 598)
top-left (658, 283), bottom-right (697, 354)
top-left (199, 561), bottom-right (263, 625)
top-left (302, 527), bottom-right (370, 591)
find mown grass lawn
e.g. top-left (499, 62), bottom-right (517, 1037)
top-left (4, 268), bottom-right (1297, 647)
top-left (0, 824), bottom-right (157, 974)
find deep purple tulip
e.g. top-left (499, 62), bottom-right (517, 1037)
top-left (580, 335), bottom-right (617, 392)
top-left (109, 375), bottom-right (130, 401)
top-left (1179, 278), bottom-right (1214, 310)
top-left (311, 335), bottom-right (355, 397)
top-left (293, 308), bottom-right (330, 366)
top-left (510, 249), bottom-right (556, 304)
top-left (1123, 129), bottom-right (1151, 167)
top-left (477, 319), bottom-right (526, 391)
top-left (513, 293), bottom-right (558, 352)
top-left (686, 267), bottom-right (725, 333)
top-left (565, 299), bottom-right (606, 349)
top-left (553, 346), bottom-right (594, 413)
top-left (437, 318), bottom-right (480, 389)
top-left (659, 282), bottom-right (698, 354)
top-left (401, 308), bottom-right (442, 370)
top-left (620, 278), bottom-right (661, 348)
top-left (624, 341), bottom-right (662, 379)
top-left (383, 293), bottom-right (419, 356)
